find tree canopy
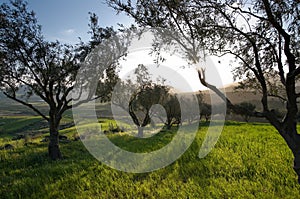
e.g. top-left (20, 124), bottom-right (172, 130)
top-left (0, 0), bottom-right (126, 160)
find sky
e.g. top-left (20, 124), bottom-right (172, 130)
top-left (118, 32), bottom-right (234, 92)
top-left (16, 0), bottom-right (133, 43)
top-left (0, 0), bottom-right (235, 91)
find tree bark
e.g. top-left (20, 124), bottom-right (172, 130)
top-left (283, 124), bottom-right (300, 183)
top-left (48, 115), bottom-right (62, 160)
top-left (293, 146), bottom-right (300, 184)
top-left (166, 124), bottom-right (172, 130)
top-left (165, 117), bottom-right (172, 130)
top-left (137, 126), bottom-right (144, 138)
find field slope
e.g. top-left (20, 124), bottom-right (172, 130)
top-left (0, 118), bottom-right (300, 198)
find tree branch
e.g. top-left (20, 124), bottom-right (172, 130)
top-left (198, 69), bottom-right (248, 116)
top-left (3, 92), bottom-right (49, 121)
top-left (226, 4), bottom-right (268, 21)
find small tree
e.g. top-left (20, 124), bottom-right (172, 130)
top-left (151, 92), bottom-right (181, 130)
top-left (162, 94), bottom-right (181, 129)
top-left (180, 97), bottom-right (199, 124)
top-left (129, 84), bottom-right (169, 137)
top-left (113, 64), bottom-right (179, 136)
top-left (237, 102), bottom-right (256, 122)
top-left (200, 103), bottom-right (211, 122)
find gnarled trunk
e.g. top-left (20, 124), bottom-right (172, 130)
top-left (293, 146), bottom-right (300, 183)
top-left (289, 132), bottom-right (300, 183)
top-left (166, 124), bottom-right (172, 130)
top-left (48, 115), bottom-right (62, 160)
top-left (165, 117), bottom-right (172, 130)
top-left (280, 123), bottom-right (300, 183)
top-left (137, 126), bottom-right (144, 138)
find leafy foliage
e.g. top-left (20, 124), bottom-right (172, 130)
top-left (237, 102), bottom-right (256, 122)
top-left (0, 1), bottom-right (79, 121)
top-left (0, 0), bottom-right (127, 159)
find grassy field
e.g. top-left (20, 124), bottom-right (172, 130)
top-left (0, 116), bottom-right (300, 198)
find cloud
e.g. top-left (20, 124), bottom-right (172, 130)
top-left (61, 28), bottom-right (76, 36)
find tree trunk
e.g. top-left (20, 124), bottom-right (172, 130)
top-left (293, 146), bottom-right (300, 184)
top-left (166, 118), bottom-right (172, 130)
top-left (166, 124), bottom-right (172, 130)
top-left (291, 132), bottom-right (300, 184)
top-left (48, 116), bottom-right (62, 160)
top-left (281, 123), bottom-right (300, 183)
top-left (205, 115), bottom-right (209, 122)
top-left (137, 126), bottom-right (144, 138)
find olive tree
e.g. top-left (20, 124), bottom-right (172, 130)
top-left (129, 83), bottom-right (170, 137)
top-left (0, 0), bottom-right (80, 159)
top-left (0, 0), bottom-right (124, 160)
top-left (200, 103), bottom-right (212, 122)
top-left (237, 102), bottom-right (256, 122)
top-left (162, 93), bottom-right (181, 129)
top-left (108, 0), bottom-right (300, 182)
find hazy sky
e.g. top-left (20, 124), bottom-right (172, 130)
top-left (0, 0), bottom-right (235, 90)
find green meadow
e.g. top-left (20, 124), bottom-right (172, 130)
top-left (0, 115), bottom-right (300, 198)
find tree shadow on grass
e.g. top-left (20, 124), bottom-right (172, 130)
top-left (0, 141), bottom-right (98, 198)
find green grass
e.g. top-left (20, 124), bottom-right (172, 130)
top-left (0, 119), bottom-right (300, 198)
top-left (0, 116), bottom-right (43, 137)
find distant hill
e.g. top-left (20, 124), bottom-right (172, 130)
top-left (0, 88), bottom-right (47, 116)
top-left (177, 82), bottom-right (288, 122)
top-left (0, 82), bottom-right (289, 122)
top-left (192, 83), bottom-right (286, 112)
